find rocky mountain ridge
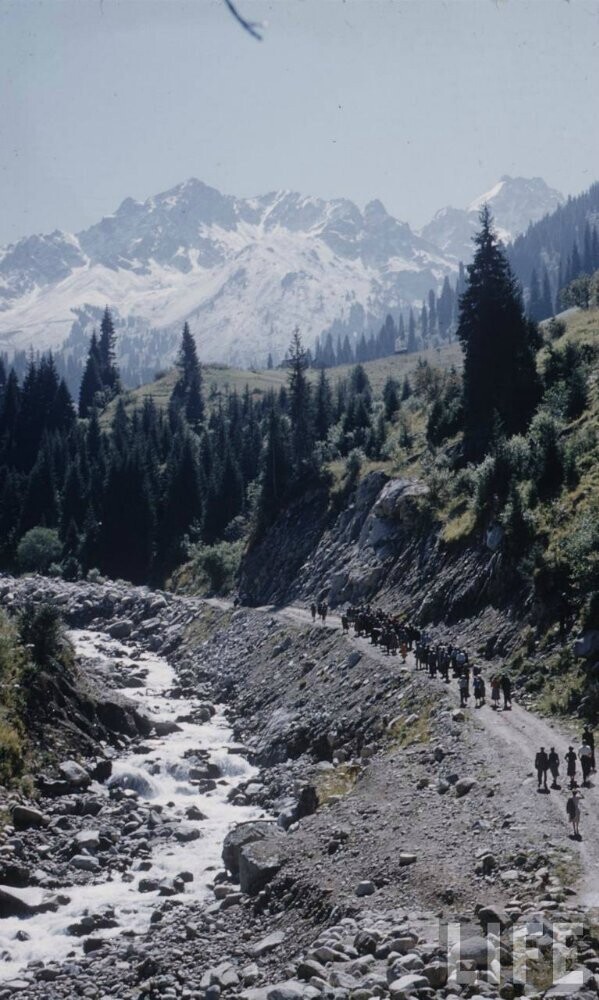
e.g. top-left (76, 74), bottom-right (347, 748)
top-left (0, 175), bottom-right (563, 368)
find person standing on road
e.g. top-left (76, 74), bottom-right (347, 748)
top-left (459, 673), bottom-right (469, 708)
top-left (548, 747), bottom-right (560, 789)
top-left (500, 674), bottom-right (512, 710)
top-left (535, 747), bottom-right (549, 791)
top-left (565, 746), bottom-right (578, 789)
top-left (566, 790), bottom-right (581, 839)
top-left (474, 675), bottom-right (485, 708)
top-left (310, 602), bottom-right (317, 623)
top-left (579, 741), bottom-right (593, 786)
top-left (582, 727), bottom-right (596, 772)
top-left (320, 601), bottom-right (328, 624)
top-left (491, 676), bottom-right (501, 710)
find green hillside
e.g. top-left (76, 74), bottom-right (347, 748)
top-left (103, 340), bottom-right (463, 426)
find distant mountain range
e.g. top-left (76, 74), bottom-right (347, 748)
top-left (0, 174), bottom-right (566, 369)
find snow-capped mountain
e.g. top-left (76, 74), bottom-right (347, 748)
top-left (0, 180), bottom-right (451, 367)
top-left (0, 174), bottom-right (565, 368)
top-left (420, 176), bottom-right (564, 262)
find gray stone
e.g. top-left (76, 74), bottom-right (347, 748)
top-left (356, 880), bottom-right (376, 897)
top-left (239, 838), bottom-right (283, 895)
top-left (71, 854), bottom-right (100, 872)
top-left (108, 619), bottom-right (134, 639)
top-left (449, 936), bottom-right (496, 969)
top-left (58, 760), bottom-right (91, 789)
top-left (11, 805), bottom-right (48, 830)
top-left (388, 973), bottom-right (429, 998)
top-left (455, 778), bottom-right (476, 798)
top-left (222, 820), bottom-right (280, 878)
top-left (253, 931), bottom-right (286, 957)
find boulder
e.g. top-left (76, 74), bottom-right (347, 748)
top-left (11, 805), bottom-right (49, 830)
top-left (222, 820), bottom-right (280, 878)
top-left (59, 760), bottom-right (91, 789)
top-left (574, 631), bottom-right (599, 659)
top-left (0, 886), bottom-right (46, 918)
top-left (478, 904), bottom-right (511, 931)
top-left (450, 935), bottom-right (496, 969)
top-left (455, 778), bottom-right (476, 798)
top-left (356, 880), bottom-right (376, 897)
top-left (388, 973), bottom-right (430, 998)
top-left (108, 619), bottom-right (133, 639)
top-left (239, 838), bottom-right (284, 895)
top-left (253, 931), bottom-right (286, 957)
top-left (71, 855), bottom-right (100, 872)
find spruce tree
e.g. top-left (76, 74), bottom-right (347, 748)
top-left (97, 307), bottom-right (121, 395)
top-left (79, 333), bottom-right (104, 418)
top-left (314, 367), bottom-right (333, 441)
top-left (407, 309), bottom-right (417, 352)
top-left (457, 206), bottom-right (541, 461)
top-left (170, 322), bottom-right (204, 428)
top-left (286, 330), bottom-right (314, 474)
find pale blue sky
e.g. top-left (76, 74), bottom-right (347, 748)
top-left (1, 0), bottom-right (599, 245)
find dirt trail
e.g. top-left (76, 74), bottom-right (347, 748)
top-left (205, 597), bottom-right (599, 905)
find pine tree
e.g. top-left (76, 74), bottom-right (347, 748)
top-left (428, 290), bottom-right (437, 336)
top-left (97, 307), bottom-right (121, 395)
top-left (407, 309), bottom-right (417, 352)
top-left (314, 368), bottom-right (333, 441)
top-left (255, 405), bottom-right (291, 534)
top-left (457, 206), bottom-right (541, 461)
top-left (420, 303), bottom-right (429, 340)
top-left (383, 377), bottom-right (400, 420)
top-left (170, 322), bottom-right (204, 428)
top-left (437, 276), bottom-right (454, 338)
top-left (528, 268), bottom-right (542, 322)
top-left (79, 333), bottom-right (104, 418)
top-left (540, 267), bottom-right (554, 320)
top-left (267, 352), bottom-right (274, 370)
top-left (286, 330), bottom-right (314, 474)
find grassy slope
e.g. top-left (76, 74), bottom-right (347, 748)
top-left (103, 341), bottom-right (463, 425)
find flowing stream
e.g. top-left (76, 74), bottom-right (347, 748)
top-left (0, 629), bottom-right (264, 980)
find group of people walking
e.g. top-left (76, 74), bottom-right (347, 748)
top-left (308, 597), bottom-right (596, 843)
top-left (534, 731), bottom-right (595, 838)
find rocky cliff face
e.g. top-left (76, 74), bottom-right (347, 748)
top-left (239, 472), bottom-right (524, 656)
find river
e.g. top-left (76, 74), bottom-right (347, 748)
top-left (0, 628), bottom-right (264, 980)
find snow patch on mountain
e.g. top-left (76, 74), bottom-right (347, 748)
top-left (0, 180), bottom-right (453, 365)
top-left (421, 175), bottom-right (564, 264)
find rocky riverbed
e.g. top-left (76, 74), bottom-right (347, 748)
top-left (0, 577), bottom-right (598, 1000)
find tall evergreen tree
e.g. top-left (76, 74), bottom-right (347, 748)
top-left (79, 333), bottom-right (104, 418)
top-left (457, 207), bottom-right (541, 461)
top-left (314, 367), bottom-right (333, 441)
top-left (170, 322), bottom-right (204, 428)
top-left (97, 307), bottom-right (121, 395)
top-left (286, 330), bottom-right (314, 474)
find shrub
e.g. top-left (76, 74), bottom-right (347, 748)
top-left (18, 603), bottom-right (65, 669)
top-left (187, 540), bottom-right (243, 595)
top-left (16, 527), bottom-right (62, 574)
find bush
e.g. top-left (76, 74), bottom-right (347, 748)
top-left (18, 603), bottom-right (65, 669)
top-left (16, 527), bottom-right (62, 574)
top-left (187, 540), bottom-right (243, 595)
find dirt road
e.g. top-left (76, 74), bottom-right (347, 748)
top-left (206, 597), bottom-right (599, 904)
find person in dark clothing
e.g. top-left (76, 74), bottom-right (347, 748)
top-left (548, 747), bottom-right (560, 789)
top-left (310, 602), bottom-right (317, 623)
top-left (535, 747), bottom-right (549, 790)
top-left (565, 746), bottom-right (578, 789)
top-left (582, 727), bottom-right (596, 772)
top-left (341, 614), bottom-right (349, 634)
top-left (320, 601), bottom-right (328, 624)
top-left (459, 674), bottom-right (469, 708)
top-left (500, 674), bottom-right (512, 710)
top-left (474, 675), bottom-right (485, 707)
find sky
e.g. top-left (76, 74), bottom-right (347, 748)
top-left (1, 0), bottom-right (599, 246)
